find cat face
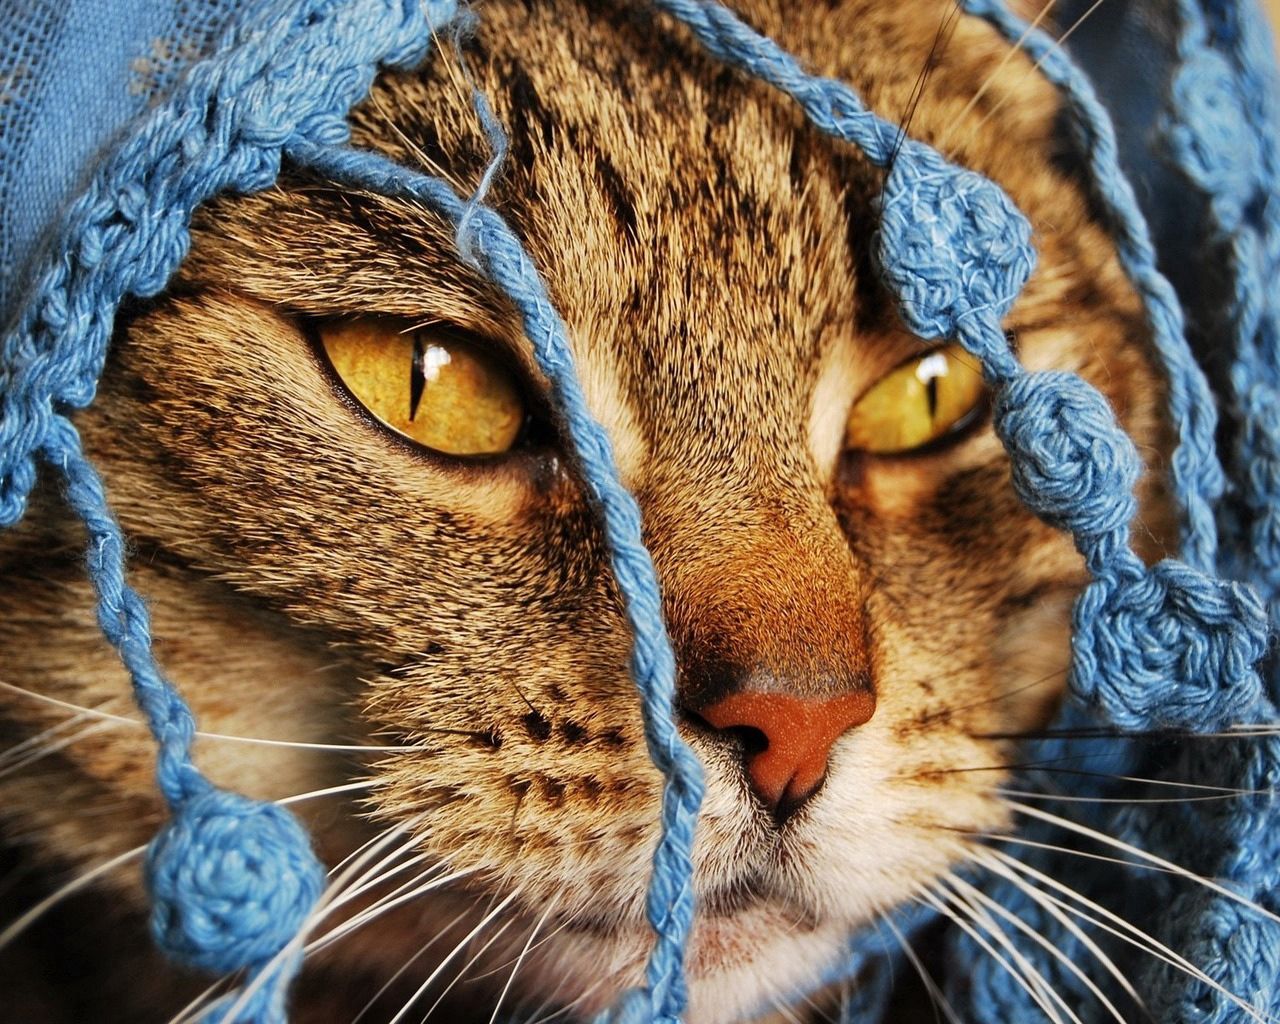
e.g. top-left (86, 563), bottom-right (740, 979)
top-left (0, 0), bottom-right (1175, 1019)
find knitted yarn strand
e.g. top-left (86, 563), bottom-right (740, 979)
top-left (285, 137), bottom-right (706, 1024)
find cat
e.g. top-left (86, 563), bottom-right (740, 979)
top-left (0, 1), bottom-right (1180, 1021)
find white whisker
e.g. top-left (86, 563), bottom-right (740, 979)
top-left (937, 876), bottom-right (1077, 1024)
top-left (350, 906), bottom-right (476, 1024)
top-left (948, 870), bottom-right (1125, 1023)
top-left (198, 818), bottom-right (433, 1024)
top-left (417, 911), bottom-right (518, 1022)
top-left (0, 719), bottom-right (117, 779)
top-left (999, 786), bottom-right (1267, 805)
top-left (880, 912), bottom-right (963, 1024)
top-left (307, 865), bottom-right (475, 955)
top-left (0, 843), bottom-right (145, 950)
top-left (972, 0), bottom-right (1107, 133)
top-left (488, 902), bottom-right (554, 1024)
top-left (977, 831), bottom-right (1210, 879)
top-left (2, 779), bottom-right (370, 957)
top-left (331, 851), bottom-right (430, 907)
top-left (1007, 800), bottom-right (1280, 930)
top-left (986, 848), bottom-right (1272, 1023)
top-left (0, 711), bottom-right (95, 767)
top-left (968, 846), bottom-right (1143, 1011)
top-left (918, 884), bottom-right (1065, 1024)
top-left (518, 971), bottom-right (613, 1024)
top-left (0, 679), bottom-right (428, 753)
top-left (385, 888), bottom-right (522, 1024)
top-left (954, 0), bottom-right (1058, 124)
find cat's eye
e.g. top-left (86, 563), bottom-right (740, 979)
top-left (845, 344), bottom-right (985, 455)
top-left (317, 318), bottom-right (525, 457)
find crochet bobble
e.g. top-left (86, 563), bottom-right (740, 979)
top-left (146, 789), bottom-right (323, 976)
top-left (0, 1), bottom-right (461, 1018)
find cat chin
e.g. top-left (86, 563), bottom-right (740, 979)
top-left (522, 904), bottom-right (852, 1024)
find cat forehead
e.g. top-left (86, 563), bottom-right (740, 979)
top-left (188, 0), bottom-right (1069, 471)
top-left (352, 1), bottom-right (881, 386)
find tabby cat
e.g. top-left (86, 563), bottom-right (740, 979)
top-left (0, 1), bottom-right (1178, 1020)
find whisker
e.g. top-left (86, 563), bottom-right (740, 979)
top-left (386, 889), bottom-right (522, 1024)
top-left (938, 875), bottom-right (1080, 1024)
top-left (467, 909), bottom-right (579, 982)
top-left (367, 90), bottom-right (462, 192)
top-left (307, 865), bottom-right (476, 956)
top-left (972, 0), bottom-right (1108, 134)
top-left (0, 711), bottom-right (96, 767)
top-left (488, 902), bottom-right (555, 1024)
top-left (890, 1), bottom-right (964, 168)
top-left (0, 719), bottom-right (116, 779)
top-left (917, 885), bottom-right (1065, 1024)
top-left (518, 971), bottom-right (613, 1024)
top-left (910, 764), bottom-right (1263, 796)
top-left (206, 817), bottom-right (441, 1024)
top-left (968, 847), bottom-right (1146, 1015)
top-left (331, 850), bottom-right (431, 906)
top-left (766, 996), bottom-right (805, 1024)
top-left (1, 779), bottom-right (374, 956)
top-left (417, 911), bottom-right (518, 1022)
top-left (0, 679), bottom-right (435, 753)
top-left (171, 815), bottom-right (427, 1024)
top-left (974, 724), bottom-right (1280, 742)
top-left (997, 786), bottom-right (1268, 805)
top-left (0, 843), bottom-right (145, 950)
top-left (349, 906), bottom-right (475, 1024)
top-left (917, 666), bottom-right (1068, 725)
top-left (880, 912), bottom-right (963, 1024)
top-left (954, 0), bottom-right (1058, 125)
top-left (972, 831), bottom-right (1212, 880)
top-left (947, 870), bottom-right (1125, 1023)
top-left (1007, 800), bottom-right (1280, 930)
top-left (985, 848), bottom-right (1272, 1023)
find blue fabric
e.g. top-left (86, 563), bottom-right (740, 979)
top-left (0, 0), bottom-right (241, 325)
top-left (2, 1), bottom-right (1279, 1022)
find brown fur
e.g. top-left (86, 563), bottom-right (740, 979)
top-left (0, 1), bottom-right (1175, 1020)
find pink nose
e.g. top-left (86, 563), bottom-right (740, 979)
top-left (699, 690), bottom-right (876, 813)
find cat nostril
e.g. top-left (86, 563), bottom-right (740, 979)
top-left (696, 690), bottom-right (876, 820)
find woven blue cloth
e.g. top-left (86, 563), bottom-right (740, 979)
top-left (2, 1), bottom-right (1278, 1022)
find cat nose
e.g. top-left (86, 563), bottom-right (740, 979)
top-left (697, 689), bottom-right (876, 819)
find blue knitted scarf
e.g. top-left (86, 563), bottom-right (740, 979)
top-left (1, 1), bottom-right (1277, 1021)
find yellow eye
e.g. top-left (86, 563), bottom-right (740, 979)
top-left (317, 318), bottom-right (525, 457)
top-left (845, 345), bottom-right (985, 454)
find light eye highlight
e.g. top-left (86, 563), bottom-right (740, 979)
top-left (317, 318), bottom-right (525, 457)
top-left (844, 344), bottom-right (985, 455)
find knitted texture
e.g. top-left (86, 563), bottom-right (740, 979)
top-left (3, 0), bottom-right (1280, 1022)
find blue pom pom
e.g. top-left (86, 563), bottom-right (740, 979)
top-left (145, 787), bottom-right (325, 976)
top-left (876, 140), bottom-right (1035, 341)
top-left (1072, 560), bottom-right (1268, 732)
top-left (994, 371), bottom-right (1141, 543)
